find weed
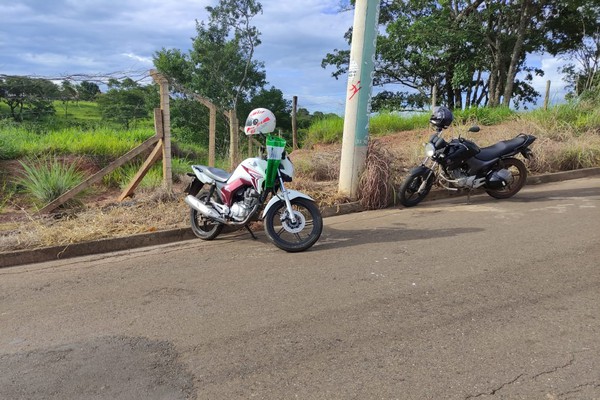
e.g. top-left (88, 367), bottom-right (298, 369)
top-left (17, 155), bottom-right (86, 208)
top-left (358, 140), bottom-right (396, 210)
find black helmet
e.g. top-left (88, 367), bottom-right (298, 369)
top-left (430, 106), bottom-right (453, 129)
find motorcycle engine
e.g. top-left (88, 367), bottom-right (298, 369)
top-left (449, 167), bottom-right (486, 189)
top-left (229, 187), bottom-right (260, 221)
top-left (449, 168), bottom-right (468, 180)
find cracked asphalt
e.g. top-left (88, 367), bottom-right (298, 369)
top-left (1, 177), bottom-right (599, 399)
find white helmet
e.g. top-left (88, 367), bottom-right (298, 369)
top-left (244, 108), bottom-right (276, 136)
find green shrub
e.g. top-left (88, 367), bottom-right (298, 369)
top-left (17, 156), bottom-right (86, 208)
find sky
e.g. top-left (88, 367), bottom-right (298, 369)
top-left (0, 0), bottom-right (569, 115)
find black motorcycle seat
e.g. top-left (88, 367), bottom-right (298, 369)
top-left (191, 165), bottom-right (231, 182)
top-left (475, 135), bottom-right (528, 161)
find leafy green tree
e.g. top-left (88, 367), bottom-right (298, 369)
top-left (58, 80), bottom-right (78, 117)
top-left (96, 78), bottom-right (153, 129)
top-left (154, 0), bottom-right (266, 111)
top-left (323, 0), bottom-right (599, 110)
top-left (296, 107), bottom-right (312, 130)
top-left (0, 76), bottom-right (58, 121)
top-left (77, 81), bottom-right (101, 101)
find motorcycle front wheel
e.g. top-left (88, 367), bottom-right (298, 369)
top-left (485, 158), bottom-right (527, 199)
top-left (190, 190), bottom-right (224, 240)
top-left (264, 197), bottom-right (323, 252)
top-left (398, 169), bottom-right (435, 207)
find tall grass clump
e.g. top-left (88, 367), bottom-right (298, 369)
top-left (304, 115), bottom-right (344, 145)
top-left (525, 97), bottom-right (600, 138)
top-left (0, 122), bottom-right (25, 160)
top-left (454, 106), bottom-right (516, 126)
top-left (17, 156), bottom-right (86, 208)
top-left (370, 111), bottom-right (429, 136)
top-left (0, 124), bottom-right (154, 161)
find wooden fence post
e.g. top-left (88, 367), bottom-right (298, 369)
top-left (544, 80), bottom-right (551, 110)
top-left (150, 70), bottom-right (172, 193)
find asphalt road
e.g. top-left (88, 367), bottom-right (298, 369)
top-left (1, 177), bottom-right (599, 400)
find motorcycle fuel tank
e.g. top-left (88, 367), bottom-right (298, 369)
top-left (440, 138), bottom-right (480, 169)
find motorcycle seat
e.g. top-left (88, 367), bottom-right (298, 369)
top-left (192, 165), bottom-right (231, 182)
top-left (475, 134), bottom-right (529, 161)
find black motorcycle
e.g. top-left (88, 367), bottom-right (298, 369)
top-left (398, 106), bottom-right (536, 207)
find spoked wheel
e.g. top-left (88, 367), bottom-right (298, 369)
top-left (190, 190), bottom-right (223, 240)
top-left (398, 169), bottom-right (435, 207)
top-left (485, 158), bottom-right (528, 199)
top-left (264, 197), bottom-right (323, 252)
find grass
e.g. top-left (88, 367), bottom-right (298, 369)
top-left (17, 155), bottom-right (87, 208)
top-left (0, 124), bottom-right (156, 161)
top-left (0, 179), bottom-right (16, 213)
top-left (304, 106), bottom-right (517, 146)
top-left (370, 111), bottom-right (430, 136)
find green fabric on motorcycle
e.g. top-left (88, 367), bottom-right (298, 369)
top-left (264, 135), bottom-right (286, 188)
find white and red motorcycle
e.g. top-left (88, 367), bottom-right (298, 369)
top-left (184, 108), bottom-right (323, 252)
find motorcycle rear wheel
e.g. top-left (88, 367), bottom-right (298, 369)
top-left (398, 169), bottom-right (434, 207)
top-left (485, 158), bottom-right (528, 199)
top-left (190, 190), bottom-right (224, 240)
top-left (264, 197), bottom-right (323, 252)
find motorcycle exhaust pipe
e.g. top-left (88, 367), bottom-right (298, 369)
top-left (184, 195), bottom-right (226, 223)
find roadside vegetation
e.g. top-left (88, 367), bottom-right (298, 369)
top-left (2, 93), bottom-right (600, 217)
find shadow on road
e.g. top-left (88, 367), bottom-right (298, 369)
top-left (433, 185), bottom-right (600, 207)
top-left (316, 224), bottom-right (484, 251)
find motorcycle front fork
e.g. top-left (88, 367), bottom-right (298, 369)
top-left (278, 175), bottom-right (297, 224)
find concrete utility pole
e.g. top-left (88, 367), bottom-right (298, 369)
top-left (338, 0), bottom-right (380, 199)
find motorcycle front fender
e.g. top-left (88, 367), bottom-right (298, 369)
top-left (410, 164), bottom-right (433, 176)
top-left (261, 189), bottom-right (315, 219)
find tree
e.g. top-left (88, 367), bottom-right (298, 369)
top-left (58, 80), bottom-right (78, 117)
top-left (77, 81), bottom-right (101, 101)
top-left (96, 78), bottom-right (154, 129)
top-left (0, 76), bottom-right (58, 121)
top-left (154, 0), bottom-right (266, 161)
top-left (154, 0), bottom-right (265, 111)
top-left (322, 0), bottom-right (598, 110)
top-left (295, 108), bottom-right (312, 130)
top-left (556, 2), bottom-right (600, 97)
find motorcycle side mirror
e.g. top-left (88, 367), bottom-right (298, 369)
top-left (468, 126), bottom-right (480, 133)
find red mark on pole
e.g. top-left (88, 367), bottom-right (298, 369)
top-left (349, 80), bottom-right (361, 100)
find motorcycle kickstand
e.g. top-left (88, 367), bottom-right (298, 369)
top-left (244, 224), bottom-right (258, 240)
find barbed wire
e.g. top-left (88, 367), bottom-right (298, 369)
top-left (0, 70), bottom-right (153, 85)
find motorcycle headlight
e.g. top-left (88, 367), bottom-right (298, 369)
top-left (424, 143), bottom-right (435, 157)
